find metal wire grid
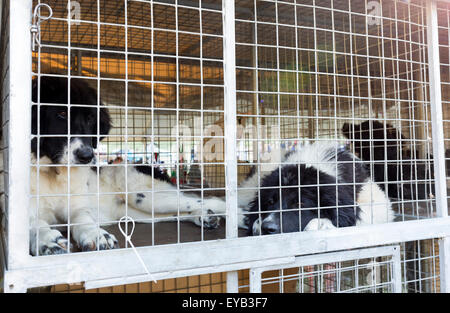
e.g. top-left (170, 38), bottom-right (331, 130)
top-left (255, 261), bottom-right (396, 293)
top-left (402, 239), bottom-right (440, 292)
top-left (0, 0), bottom-right (448, 293)
top-left (243, 245), bottom-right (402, 293)
top-left (438, 1), bottom-right (450, 196)
top-left (237, 240), bottom-right (439, 293)
top-left (34, 0), bottom-right (225, 179)
top-left (29, 0), bottom-right (443, 243)
top-left (235, 0), bottom-right (438, 236)
top-left (30, 0), bottom-right (227, 254)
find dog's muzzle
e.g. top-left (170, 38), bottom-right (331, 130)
top-left (64, 138), bottom-right (95, 164)
top-left (252, 214), bottom-right (281, 235)
top-left (74, 146), bottom-right (95, 164)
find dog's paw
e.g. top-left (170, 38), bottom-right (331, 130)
top-left (193, 209), bottom-right (220, 229)
top-left (36, 229), bottom-right (71, 255)
top-left (238, 213), bottom-right (249, 230)
top-left (78, 228), bottom-right (119, 251)
top-left (304, 218), bottom-right (335, 231)
top-left (251, 217), bottom-right (261, 235)
top-left (237, 207), bottom-right (250, 229)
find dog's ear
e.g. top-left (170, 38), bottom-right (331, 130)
top-left (31, 104), bottom-right (49, 156)
top-left (281, 166), bottom-right (298, 186)
top-left (99, 107), bottom-right (111, 136)
top-left (92, 106), bottom-right (111, 148)
top-left (246, 199), bottom-right (260, 235)
top-left (31, 105), bottom-right (38, 135)
top-left (31, 105), bottom-right (50, 135)
top-left (32, 78), bottom-right (38, 103)
top-left (31, 105), bottom-right (38, 155)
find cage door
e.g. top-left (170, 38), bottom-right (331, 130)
top-left (249, 246), bottom-right (401, 293)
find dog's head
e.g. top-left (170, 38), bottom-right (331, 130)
top-left (31, 76), bottom-right (111, 165)
top-left (247, 164), bottom-right (359, 236)
top-left (342, 120), bottom-right (404, 161)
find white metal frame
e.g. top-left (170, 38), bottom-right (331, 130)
top-left (427, 0), bottom-right (450, 292)
top-left (1, 0), bottom-right (450, 293)
top-left (248, 245), bottom-right (402, 293)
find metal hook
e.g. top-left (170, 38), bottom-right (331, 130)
top-left (31, 3), bottom-right (53, 51)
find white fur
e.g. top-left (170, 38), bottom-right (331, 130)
top-left (28, 160), bottom-right (251, 255)
top-left (29, 159), bottom-right (118, 255)
top-left (284, 141), bottom-right (343, 178)
top-left (92, 165), bottom-right (247, 228)
top-left (356, 179), bottom-right (395, 225)
top-left (252, 217), bottom-right (261, 235)
top-left (303, 218), bottom-right (336, 231)
top-left (59, 138), bottom-right (84, 164)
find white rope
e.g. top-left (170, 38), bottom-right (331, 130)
top-left (118, 216), bottom-right (157, 283)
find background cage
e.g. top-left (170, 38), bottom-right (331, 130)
top-left (0, 0), bottom-right (449, 293)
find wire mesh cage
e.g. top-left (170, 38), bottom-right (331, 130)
top-left (236, 0), bottom-right (440, 237)
top-left (28, 0), bottom-right (230, 254)
top-left (245, 245), bottom-right (403, 293)
top-left (0, 0), bottom-right (449, 293)
top-left (239, 239), bottom-right (440, 293)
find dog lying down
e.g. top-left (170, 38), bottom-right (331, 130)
top-left (243, 143), bottom-right (395, 236)
top-left (27, 76), bottom-right (248, 255)
top-left (21, 76), bottom-right (393, 256)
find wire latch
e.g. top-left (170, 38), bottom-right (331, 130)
top-left (31, 3), bottom-right (53, 51)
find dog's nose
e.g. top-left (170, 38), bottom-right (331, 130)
top-left (261, 221), bottom-right (280, 234)
top-left (75, 147), bottom-right (94, 164)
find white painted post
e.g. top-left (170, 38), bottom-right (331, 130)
top-left (439, 237), bottom-right (450, 292)
top-left (222, 0), bottom-right (239, 293)
top-left (392, 246), bottom-right (402, 293)
top-left (7, 0), bottom-right (32, 270)
top-left (2, 0), bottom-right (33, 293)
top-left (249, 269), bottom-right (262, 293)
top-left (426, 0), bottom-right (450, 292)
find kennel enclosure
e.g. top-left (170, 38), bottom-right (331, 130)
top-left (0, 0), bottom-right (450, 293)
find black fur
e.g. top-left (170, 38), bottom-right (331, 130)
top-left (31, 76), bottom-right (111, 163)
top-left (135, 165), bottom-right (173, 184)
top-left (342, 120), bottom-right (435, 200)
top-left (247, 147), bottom-right (366, 235)
top-left (244, 149), bottom-right (297, 182)
top-left (342, 120), bottom-right (406, 164)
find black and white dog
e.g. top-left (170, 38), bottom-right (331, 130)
top-left (342, 120), bottom-right (436, 200)
top-left (26, 76), bottom-right (245, 255)
top-left (244, 142), bottom-right (394, 235)
top-left (29, 76), bottom-right (117, 255)
top-left (15, 76), bottom-right (393, 254)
